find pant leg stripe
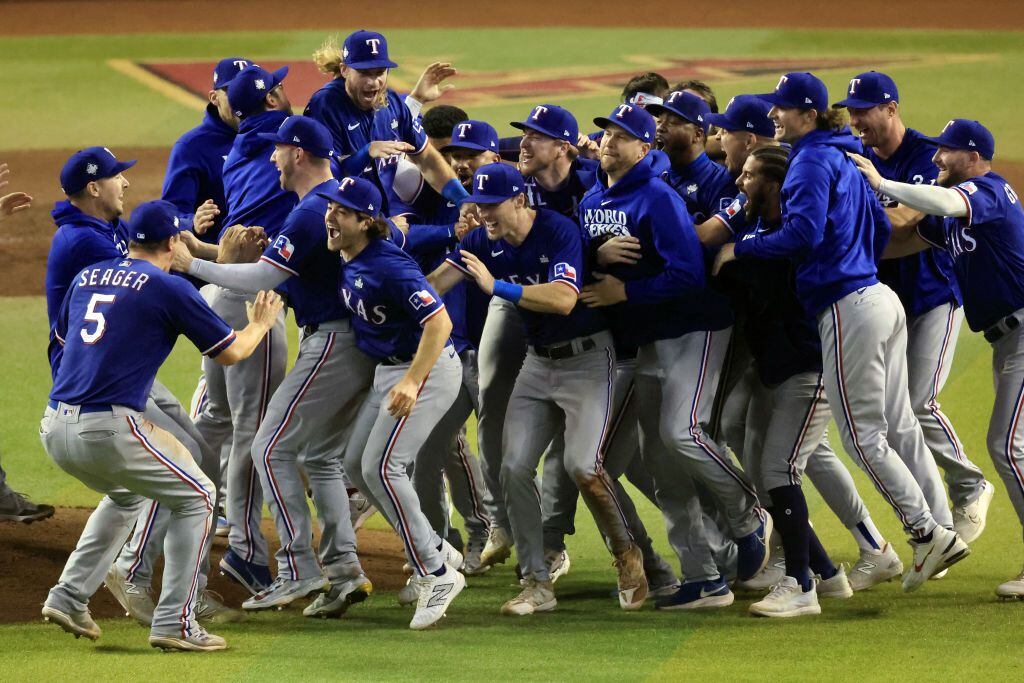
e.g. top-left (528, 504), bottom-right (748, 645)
top-left (454, 432), bottom-right (489, 529)
top-left (125, 500), bottom-right (160, 582)
top-left (592, 348), bottom-right (633, 538)
top-left (787, 375), bottom-right (825, 486)
top-left (189, 379), bottom-right (208, 421)
top-left (830, 305), bottom-right (910, 529)
top-left (925, 305), bottom-right (969, 464)
top-left (1001, 376), bottom-right (1024, 497)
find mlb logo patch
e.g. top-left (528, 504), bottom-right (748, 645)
top-left (273, 235), bottom-right (294, 260)
top-left (409, 289), bottom-right (436, 309)
top-left (553, 262), bottom-right (577, 281)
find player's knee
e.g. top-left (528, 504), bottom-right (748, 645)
top-left (499, 458), bottom-right (534, 487)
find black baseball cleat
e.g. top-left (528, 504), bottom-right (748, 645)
top-left (0, 490), bottom-right (55, 524)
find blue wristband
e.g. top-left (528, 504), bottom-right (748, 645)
top-left (441, 178), bottom-right (470, 205)
top-left (492, 280), bottom-right (523, 304)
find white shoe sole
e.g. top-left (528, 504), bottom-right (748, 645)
top-left (903, 534), bottom-right (970, 592)
top-left (480, 546), bottom-right (512, 567)
top-left (549, 555), bottom-right (571, 584)
top-left (149, 635), bottom-right (227, 652)
top-left (243, 582), bottom-right (326, 611)
top-left (502, 598), bottom-right (557, 616)
top-left (41, 606), bottom-right (100, 640)
top-left (750, 603), bottom-right (821, 618)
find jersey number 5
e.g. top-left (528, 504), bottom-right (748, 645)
top-left (81, 293), bottom-right (116, 344)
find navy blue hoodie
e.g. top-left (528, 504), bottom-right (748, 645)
top-left (734, 128), bottom-right (890, 316)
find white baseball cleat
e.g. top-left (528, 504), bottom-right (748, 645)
top-left (441, 539), bottom-right (464, 572)
top-left (996, 566), bottom-right (1024, 600)
top-left (749, 576), bottom-right (821, 618)
top-left (303, 574), bottom-right (373, 618)
top-left (734, 545), bottom-right (785, 592)
top-left (242, 576), bottom-right (327, 610)
top-left (815, 564), bottom-right (853, 599)
top-left (397, 576), bottom-right (421, 607)
top-left (902, 526), bottom-right (970, 592)
top-left (409, 566), bottom-right (466, 630)
top-left (349, 491), bottom-right (376, 533)
top-left (41, 605), bottom-right (101, 640)
top-left (849, 542), bottom-right (903, 591)
top-left (480, 527), bottom-right (513, 568)
top-left (104, 566), bottom-right (155, 625)
top-left (614, 544), bottom-right (648, 611)
top-left (545, 549), bottom-right (571, 584)
top-left (195, 590), bottom-right (246, 623)
top-left (953, 480), bottom-right (995, 544)
top-left (501, 578), bottom-right (557, 616)
top-left (149, 628), bottom-right (227, 652)
top-left (462, 536), bottom-right (490, 576)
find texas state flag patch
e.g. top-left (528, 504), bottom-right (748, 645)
top-left (273, 235), bottom-right (294, 260)
top-left (409, 289), bottom-right (436, 309)
top-left (553, 262), bottom-right (577, 281)
top-left (958, 181), bottom-right (979, 195)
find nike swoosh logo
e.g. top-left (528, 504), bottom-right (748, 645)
top-left (914, 546), bottom-right (935, 573)
top-left (348, 123), bottom-right (360, 131)
top-left (700, 586), bottom-right (722, 598)
top-left (491, 250), bottom-right (504, 257)
top-left (601, 199), bottom-right (613, 206)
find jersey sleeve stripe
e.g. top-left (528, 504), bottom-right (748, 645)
top-left (915, 224), bottom-right (946, 249)
top-left (259, 255), bottom-right (299, 277)
top-left (710, 213), bottom-right (734, 234)
top-left (953, 186), bottom-right (973, 227)
top-left (444, 258), bottom-right (472, 275)
top-left (418, 304), bottom-right (447, 326)
top-left (552, 278), bottom-right (581, 294)
top-left (411, 137), bottom-right (430, 156)
top-left (202, 331), bottom-right (237, 357)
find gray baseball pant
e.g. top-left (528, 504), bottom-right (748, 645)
top-left (500, 332), bottom-right (635, 582)
top-left (818, 283), bottom-right (950, 537)
top-left (251, 321), bottom-right (374, 582)
top-left (41, 404), bottom-right (214, 638)
top-left (344, 349), bottom-right (462, 576)
top-left (985, 312), bottom-right (1024, 540)
top-left (193, 287), bottom-right (286, 567)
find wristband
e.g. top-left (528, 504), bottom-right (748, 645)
top-left (492, 280), bottom-right (523, 304)
top-left (405, 95), bottom-right (424, 119)
top-left (441, 178), bottom-right (471, 205)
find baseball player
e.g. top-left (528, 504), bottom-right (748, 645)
top-left (187, 63), bottom-right (295, 596)
top-left (40, 199), bottom-right (282, 651)
top-left (305, 30), bottom-right (467, 215)
top-left (580, 103), bottom-right (770, 609)
top-left (325, 176), bottom-right (466, 630)
top-left (429, 163), bottom-right (648, 614)
top-left (718, 147), bottom-right (854, 617)
top-left (671, 79), bottom-right (725, 163)
top-left (850, 118), bottom-right (1024, 599)
top-left (174, 117), bottom-right (387, 616)
top-left (835, 72), bottom-right (993, 543)
top-left (715, 72), bottom-right (967, 592)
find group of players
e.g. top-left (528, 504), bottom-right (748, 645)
top-left (23, 28), bottom-right (1024, 651)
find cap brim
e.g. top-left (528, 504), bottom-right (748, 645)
top-left (441, 141), bottom-right (491, 154)
top-left (704, 112), bottom-right (734, 129)
top-left (509, 121), bottom-right (552, 137)
top-left (832, 97), bottom-right (884, 109)
top-left (593, 117), bottom-right (648, 140)
top-left (345, 59), bottom-right (398, 70)
top-left (643, 103), bottom-right (669, 118)
top-left (256, 132), bottom-right (285, 144)
top-left (317, 191), bottom-right (372, 215)
top-left (465, 193), bottom-right (513, 205)
top-left (112, 160), bottom-right (137, 174)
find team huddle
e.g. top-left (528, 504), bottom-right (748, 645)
top-left (24, 28), bottom-right (1024, 651)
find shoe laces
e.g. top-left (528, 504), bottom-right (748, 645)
top-left (255, 576), bottom-right (289, 599)
top-left (766, 580), bottom-right (797, 598)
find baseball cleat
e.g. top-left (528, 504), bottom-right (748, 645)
top-left (996, 565), bottom-right (1024, 601)
top-left (397, 576), bottom-right (421, 607)
top-left (902, 526), bottom-right (970, 592)
top-left (655, 578), bottom-right (734, 610)
top-left (849, 542), bottom-right (903, 591)
top-left (462, 536), bottom-right (490, 576)
top-left (749, 576), bottom-right (821, 618)
top-left (953, 480), bottom-right (995, 545)
top-left (242, 576), bottom-right (327, 610)
top-left (0, 490), bottom-right (55, 524)
top-left (644, 554), bottom-right (680, 598)
top-left (195, 590), bottom-right (246, 624)
top-left (501, 578), bottom-right (557, 616)
top-left (41, 605), bottom-right (101, 641)
top-left (149, 628), bottom-right (227, 652)
top-left (104, 566), bottom-right (155, 626)
top-left (349, 491), bottom-right (377, 533)
top-left (614, 544), bottom-right (648, 611)
top-left (735, 510), bottom-right (774, 582)
top-left (214, 514), bottom-right (230, 538)
top-left (815, 564), bottom-right (853, 599)
top-left (480, 526), bottom-right (513, 568)
top-left (218, 548), bottom-right (272, 596)
top-left (545, 548), bottom-right (571, 584)
top-left (441, 539), bottom-right (464, 572)
top-left (409, 566), bottom-right (466, 630)
top-left (931, 568), bottom-right (948, 580)
top-left (303, 573), bottom-right (372, 618)
top-left (734, 545), bottom-right (785, 592)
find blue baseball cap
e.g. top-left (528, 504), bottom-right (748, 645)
top-left (127, 200), bottom-right (183, 244)
top-left (757, 72), bottom-right (828, 112)
top-left (227, 64), bottom-right (289, 119)
top-left (343, 30), bottom-right (398, 70)
top-left (257, 115), bottom-right (334, 159)
top-left (706, 94), bottom-right (775, 138)
top-left (926, 119), bottom-right (995, 160)
top-left (833, 71), bottom-right (899, 109)
top-left (510, 105), bottom-right (579, 144)
top-left (467, 163), bottom-right (525, 204)
top-left (213, 57), bottom-right (252, 90)
top-left (317, 176), bottom-right (383, 216)
top-left (646, 91), bottom-right (712, 133)
top-left (442, 120), bottom-right (499, 153)
top-left (593, 103), bottom-right (657, 143)
top-left (60, 147), bottom-right (137, 196)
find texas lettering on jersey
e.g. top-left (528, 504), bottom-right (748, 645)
top-left (340, 287), bottom-right (387, 324)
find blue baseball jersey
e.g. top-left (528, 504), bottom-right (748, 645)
top-left (579, 154), bottom-right (732, 348)
top-left (867, 128), bottom-right (961, 316)
top-left (371, 95), bottom-right (429, 216)
top-left (51, 258), bottom-right (235, 412)
top-left (662, 152), bottom-right (737, 224)
top-left (221, 109), bottom-right (298, 240)
top-left (917, 172), bottom-right (1024, 332)
top-left (523, 157), bottom-right (598, 218)
top-left (340, 238), bottom-right (447, 361)
top-left (734, 128), bottom-right (888, 317)
top-left (447, 209), bottom-right (606, 347)
top-left (711, 192), bottom-right (752, 235)
top-left (162, 105), bottom-right (235, 240)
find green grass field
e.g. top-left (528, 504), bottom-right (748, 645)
top-left (3, 25), bottom-right (1024, 681)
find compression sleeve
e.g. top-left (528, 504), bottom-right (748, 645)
top-left (877, 179), bottom-right (969, 218)
top-left (188, 259), bottom-right (291, 294)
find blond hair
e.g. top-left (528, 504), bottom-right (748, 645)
top-left (313, 35), bottom-right (344, 77)
top-left (816, 107), bottom-right (847, 132)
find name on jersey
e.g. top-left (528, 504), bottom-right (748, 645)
top-left (582, 207), bottom-right (631, 238)
top-left (77, 265), bottom-right (150, 292)
top-left (340, 288), bottom-right (387, 324)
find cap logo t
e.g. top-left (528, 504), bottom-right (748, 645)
top-left (457, 123), bottom-right (472, 138)
top-left (531, 106), bottom-right (548, 121)
top-left (339, 177), bottom-right (356, 192)
top-left (848, 78), bottom-right (861, 94)
top-left (476, 174), bottom-right (489, 191)
top-left (365, 38), bottom-right (382, 55)
top-left (615, 104), bottom-right (632, 118)
top-left (775, 75), bottom-right (788, 91)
